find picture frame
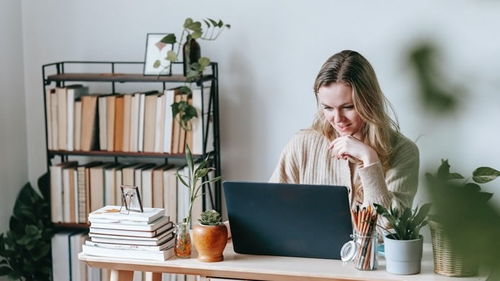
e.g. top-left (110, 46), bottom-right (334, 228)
top-left (143, 33), bottom-right (174, 76)
top-left (120, 185), bottom-right (144, 213)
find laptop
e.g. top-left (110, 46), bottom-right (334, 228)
top-left (223, 181), bottom-right (353, 259)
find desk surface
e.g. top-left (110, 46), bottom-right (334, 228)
top-left (80, 242), bottom-right (485, 281)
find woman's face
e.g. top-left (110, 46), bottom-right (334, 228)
top-left (317, 83), bottom-right (364, 138)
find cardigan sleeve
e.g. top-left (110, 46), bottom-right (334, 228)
top-left (358, 137), bottom-right (420, 211)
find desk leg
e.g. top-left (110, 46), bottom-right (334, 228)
top-left (110, 270), bottom-right (134, 281)
top-left (144, 272), bottom-right (162, 281)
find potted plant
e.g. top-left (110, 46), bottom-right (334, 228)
top-left (174, 144), bottom-right (222, 258)
top-left (426, 159), bottom-right (500, 277)
top-left (374, 203), bottom-right (431, 275)
top-left (192, 209), bottom-right (228, 262)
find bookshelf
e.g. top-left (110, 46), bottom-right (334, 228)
top-left (42, 61), bottom-right (222, 230)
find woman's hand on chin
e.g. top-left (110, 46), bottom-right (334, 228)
top-left (328, 135), bottom-right (379, 166)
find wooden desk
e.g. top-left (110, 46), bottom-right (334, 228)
top-left (79, 242), bottom-right (484, 281)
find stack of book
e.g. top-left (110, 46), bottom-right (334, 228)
top-left (82, 205), bottom-right (176, 261)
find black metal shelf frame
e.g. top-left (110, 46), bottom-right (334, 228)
top-left (42, 61), bottom-right (222, 217)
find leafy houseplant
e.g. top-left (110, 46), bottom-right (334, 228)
top-left (426, 159), bottom-right (500, 277)
top-left (0, 173), bottom-right (54, 281)
top-left (193, 210), bottom-right (228, 262)
top-left (374, 203), bottom-right (431, 275)
top-left (156, 18), bottom-right (229, 131)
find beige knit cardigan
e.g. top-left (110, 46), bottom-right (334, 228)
top-left (270, 129), bottom-right (419, 212)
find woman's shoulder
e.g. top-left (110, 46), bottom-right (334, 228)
top-left (390, 131), bottom-right (419, 162)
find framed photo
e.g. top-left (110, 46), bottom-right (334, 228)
top-left (143, 33), bottom-right (174, 76)
top-left (120, 185), bottom-right (144, 213)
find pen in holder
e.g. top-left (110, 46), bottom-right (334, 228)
top-left (350, 206), bottom-right (378, 270)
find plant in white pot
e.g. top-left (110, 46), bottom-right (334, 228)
top-left (374, 203), bottom-right (431, 275)
top-left (192, 209), bottom-right (228, 262)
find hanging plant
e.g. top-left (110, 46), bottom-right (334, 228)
top-left (171, 86), bottom-right (198, 130)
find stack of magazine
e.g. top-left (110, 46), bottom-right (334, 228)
top-left (82, 205), bottom-right (175, 261)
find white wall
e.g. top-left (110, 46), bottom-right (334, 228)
top-left (0, 0), bottom-right (28, 278)
top-left (21, 0), bottom-right (500, 209)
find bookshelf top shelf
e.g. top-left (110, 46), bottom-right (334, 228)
top-left (48, 150), bottom-right (210, 159)
top-left (46, 73), bottom-right (215, 83)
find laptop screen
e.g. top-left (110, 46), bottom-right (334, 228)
top-left (223, 181), bottom-right (353, 259)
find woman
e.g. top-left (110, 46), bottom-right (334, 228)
top-left (270, 50), bottom-right (419, 213)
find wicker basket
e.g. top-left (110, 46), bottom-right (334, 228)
top-left (429, 220), bottom-right (478, 277)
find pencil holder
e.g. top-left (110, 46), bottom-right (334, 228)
top-left (352, 232), bottom-right (378, 271)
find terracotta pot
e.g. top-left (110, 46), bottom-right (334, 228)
top-left (192, 223), bottom-right (228, 262)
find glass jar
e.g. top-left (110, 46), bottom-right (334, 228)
top-left (175, 220), bottom-right (192, 258)
top-left (352, 232), bottom-right (378, 270)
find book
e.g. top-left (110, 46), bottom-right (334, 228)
top-left (77, 161), bottom-right (103, 223)
top-left (89, 216), bottom-right (171, 231)
top-left (114, 95), bottom-right (124, 151)
top-left (98, 96), bottom-right (108, 151)
top-left (129, 93), bottom-right (140, 152)
top-left (143, 93), bottom-right (159, 152)
top-left (80, 95), bottom-right (99, 151)
top-left (122, 94), bottom-right (132, 152)
top-left (74, 100), bottom-right (82, 151)
top-left (137, 93), bottom-right (146, 152)
top-left (191, 86), bottom-right (213, 155)
top-left (153, 164), bottom-right (173, 208)
top-left (67, 85), bottom-right (88, 151)
top-left (85, 237), bottom-right (174, 252)
top-left (163, 167), bottom-right (178, 222)
top-left (56, 87), bottom-right (67, 150)
top-left (45, 88), bottom-right (55, 150)
top-left (90, 221), bottom-right (174, 238)
top-left (50, 91), bottom-right (59, 150)
top-left (162, 88), bottom-right (176, 153)
top-left (50, 161), bottom-right (78, 223)
top-left (89, 230), bottom-right (174, 246)
top-left (106, 95), bottom-right (116, 151)
top-left (51, 232), bottom-right (72, 281)
top-left (141, 165), bottom-right (155, 208)
top-left (89, 205), bottom-right (165, 223)
top-left (82, 243), bottom-right (174, 261)
top-left (154, 94), bottom-right (166, 153)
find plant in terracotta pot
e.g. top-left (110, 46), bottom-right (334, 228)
top-left (374, 203), bottom-right (431, 275)
top-left (175, 144), bottom-right (222, 258)
top-left (193, 209), bottom-right (228, 262)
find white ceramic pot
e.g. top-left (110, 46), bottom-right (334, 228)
top-left (384, 235), bottom-right (423, 275)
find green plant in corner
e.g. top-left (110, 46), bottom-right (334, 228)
top-left (374, 203), bottom-right (431, 240)
top-left (199, 210), bottom-right (222, 226)
top-left (177, 144), bottom-right (222, 225)
top-left (0, 173), bottom-right (54, 281)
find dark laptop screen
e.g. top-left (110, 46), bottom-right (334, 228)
top-left (224, 181), bottom-right (353, 259)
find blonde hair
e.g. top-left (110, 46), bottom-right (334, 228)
top-left (312, 50), bottom-right (399, 169)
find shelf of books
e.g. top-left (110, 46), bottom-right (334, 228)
top-left (43, 61), bottom-right (221, 281)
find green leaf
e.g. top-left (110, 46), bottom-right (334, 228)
top-left (160, 33), bottom-right (176, 44)
top-left (166, 50), bottom-right (177, 62)
top-left (448, 173), bottom-right (464, 180)
top-left (185, 145), bottom-right (194, 177)
top-left (464, 182), bottom-right (481, 192)
top-left (191, 31), bottom-right (202, 39)
top-left (198, 57), bottom-right (210, 68)
top-left (217, 19), bottom-right (223, 28)
top-left (208, 18), bottom-right (218, 26)
top-left (153, 60), bottom-right (161, 68)
top-left (203, 19), bottom-right (211, 28)
top-left (473, 167), bottom-right (500, 183)
top-left (225, 24), bottom-right (231, 29)
top-left (176, 172), bottom-right (189, 188)
top-left (183, 18), bottom-right (193, 29)
top-left (437, 159), bottom-right (451, 179)
top-left (178, 86), bottom-right (192, 95)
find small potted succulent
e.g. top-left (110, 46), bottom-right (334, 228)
top-left (192, 209), bottom-right (228, 262)
top-left (374, 203), bottom-right (431, 275)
